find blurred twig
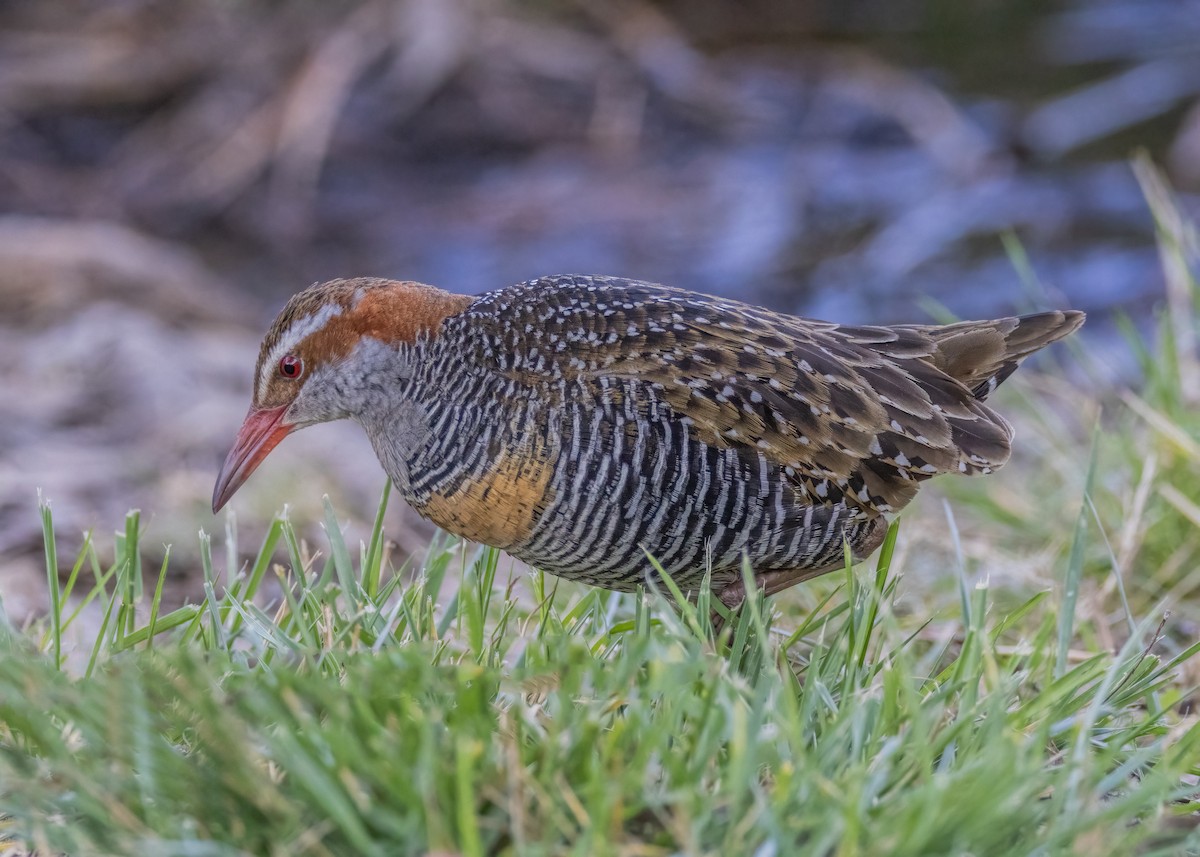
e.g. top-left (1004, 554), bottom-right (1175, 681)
top-left (821, 49), bottom-right (1001, 179)
top-left (267, 1), bottom-right (398, 236)
top-left (1024, 57), bottom-right (1200, 158)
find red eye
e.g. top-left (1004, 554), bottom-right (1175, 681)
top-left (279, 355), bottom-right (303, 378)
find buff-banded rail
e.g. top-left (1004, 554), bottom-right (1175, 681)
top-left (213, 275), bottom-right (1083, 608)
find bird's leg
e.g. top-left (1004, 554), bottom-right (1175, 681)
top-left (710, 565), bottom-right (838, 635)
top-left (714, 564), bottom-right (844, 615)
top-left (716, 521), bottom-right (888, 615)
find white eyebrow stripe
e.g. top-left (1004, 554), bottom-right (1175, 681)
top-left (256, 302), bottom-right (345, 400)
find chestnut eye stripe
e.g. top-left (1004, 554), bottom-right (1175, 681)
top-left (255, 301), bottom-right (344, 401)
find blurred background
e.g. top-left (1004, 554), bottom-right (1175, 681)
top-left (2, 0), bottom-right (1199, 620)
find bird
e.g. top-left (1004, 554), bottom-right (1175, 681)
top-left (213, 274), bottom-right (1083, 608)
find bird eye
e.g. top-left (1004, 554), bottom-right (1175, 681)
top-left (278, 355), bottom-right (303, 379)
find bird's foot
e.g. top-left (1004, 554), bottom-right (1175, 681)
top-left (711, 564), bottom-right (844, 633)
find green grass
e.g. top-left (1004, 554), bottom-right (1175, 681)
top-left (3, 160), bottom-right (1200, 855)
top-left (2, 481), bottom-right (1199, 856)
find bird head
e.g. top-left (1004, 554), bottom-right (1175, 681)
top-left (212, 277), bottom-right (472, 513)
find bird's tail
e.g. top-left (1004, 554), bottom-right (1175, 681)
top-left (914, 310), bottom-right (1085, 400)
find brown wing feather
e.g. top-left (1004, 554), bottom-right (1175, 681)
top-left (465, 276), bottom-right (1083, 517)
top-left (899, 310), bottom-right (1085, 399)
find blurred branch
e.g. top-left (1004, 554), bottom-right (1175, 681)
top-left (268, 1), bottom-right (397, 236)
top-left (821, 50), bottom-right (1001, 179)
top-left (0, 215), bottom-right (252, 326)
top-left (578, 0), bottom-right (754, 125)
top-left (1024, 56), bottom-right (1200, 158)
top-left (0, 17), bottom-right (214, 108)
